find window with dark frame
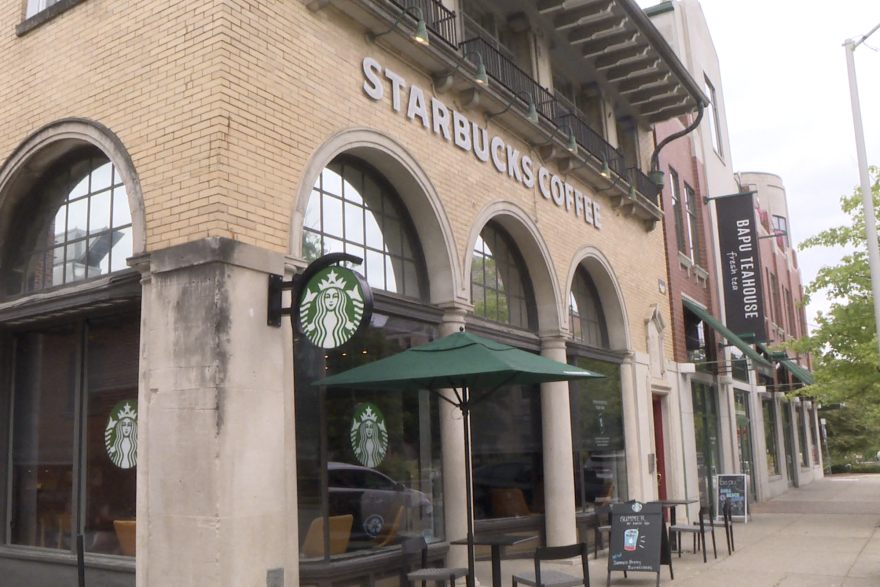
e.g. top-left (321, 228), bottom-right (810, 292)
top-left (303, 156), bottom-right (427, 300)
top-left (670, 168), bottom-right (686, 254)
top-left (569, 267), bottom-right (609, 349)
top-left (762, 398), bottom-right (780, 477)
top-left (685, 183), bottom-right (701, 266)
top-left (3, 150), bottom-right (133, 298)
top-left (772, 215), bottom-right (789, 248)
top-left (472, 222), bottom-right (535, 329)
top-left (704, 76), bottom-right (723, 158)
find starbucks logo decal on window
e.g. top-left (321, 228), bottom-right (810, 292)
top-left (299, 267), bottom-right (367, 349)
top-left (350, 403), bottom-right (388, 468)
top-left (106, 400), bottom-right (138, 469)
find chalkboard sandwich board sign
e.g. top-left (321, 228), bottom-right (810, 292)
top-left (607, 501), bottom-right (670, 587)
top-left (716, 474), bottom-right (748, 522)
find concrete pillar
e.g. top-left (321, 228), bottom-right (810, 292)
top-left (620, 354), bottom-right (650, 502)
top-left (439, 308), bottom-right (468, 570)
top-left (540, 335), bottom-right (576, 546)
top-left (139, 237), bottom-right (288, 587)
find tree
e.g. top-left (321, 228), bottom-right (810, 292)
top-left (792, 167), bottom-right (880, 461)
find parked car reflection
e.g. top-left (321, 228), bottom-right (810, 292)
top-left (327, 461), bottom-right (432, 546)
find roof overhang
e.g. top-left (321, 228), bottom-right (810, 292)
top-left (531, 0), bottom-right (706, 125)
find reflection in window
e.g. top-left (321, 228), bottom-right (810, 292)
top-left (472, 223), bottom-right (533, 328)
top-left (684, 308), bottom-right (714, 374)
top-left (303, 157), bottom-right (425, 299)
top-left (10, 313), bottom-right (139, 555)
top-left (692, 382), bottom-right (721, 510)
top-left (4, 151), bottom-right (133, 297)
top-left (5, 154), bottom-right (132, 295)
top-left (294, 315), bottom-right (443, 560)
top-left (763, 399), bottom-right (780, 477)
top-left (471, 383), bottom-right (544, 520)
top-left (569, 268), bottom-right (608, 349)
top-left (570, 358), bottom-right (626, 509)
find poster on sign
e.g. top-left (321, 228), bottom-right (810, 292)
top-left (716, 474), bottom-right (749, 522)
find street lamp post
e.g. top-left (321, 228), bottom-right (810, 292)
top-left (844, 23), bottom-right (880, 362)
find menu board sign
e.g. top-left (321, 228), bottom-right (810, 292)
top-left (608, 501), bottom-right (664, 576)
top-left (716, 474), bottom-right (748, 520)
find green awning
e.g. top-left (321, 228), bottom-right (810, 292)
top-left (682, 299), bottom-right (773, 369)
top-left (757, 343), bottom-right (815, 385)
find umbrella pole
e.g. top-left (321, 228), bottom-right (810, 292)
top-left (462, 387), bottom-right (476, 587)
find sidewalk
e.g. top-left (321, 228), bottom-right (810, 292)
top-left (474, 475), bottom-right (880, 587)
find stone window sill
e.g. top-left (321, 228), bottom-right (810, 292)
top-left (678, 251), bottom-right (692, 276)
top-left (16, 0), bottom-right (88, 36)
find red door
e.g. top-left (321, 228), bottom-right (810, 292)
top-left (653, 395), bottom-right (668, 501)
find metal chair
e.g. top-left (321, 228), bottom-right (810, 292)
top-left (512, 543), bottom-right (591, 587)
top-left (722, 500), bottom-right (735, 554)
top-left (401, 536), bottom-right (469, 587)
top-left (669, 506), bottom-right (716, 562)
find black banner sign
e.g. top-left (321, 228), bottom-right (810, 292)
top-left (716, 194), bottom-right (766, 340)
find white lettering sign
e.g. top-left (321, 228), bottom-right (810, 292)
top-left (362, 57), bottom-right (602, 230)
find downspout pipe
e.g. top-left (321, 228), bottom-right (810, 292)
top-left (648, 102), bottom-right (705, 189)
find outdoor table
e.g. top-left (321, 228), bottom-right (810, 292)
top-left (649, 498), bottom-right (698, 550)
top-left (451, 534), bottom-right (538, 587)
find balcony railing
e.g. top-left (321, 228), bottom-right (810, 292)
top-left (459, 36), bottom-right (558, 121)
top-left (390, 0), bottom-right (458, 48)
top-left (557, 111), bottom-right (626, 177)
top-left (628, 166), bottom-right (660, 206)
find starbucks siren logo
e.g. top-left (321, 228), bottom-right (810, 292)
top-left (350, 403), bottom-right (388, 468)
top-left (299, 267), bottom-right (366, 348)
top-left (105, 400), bottom-right (138, 469)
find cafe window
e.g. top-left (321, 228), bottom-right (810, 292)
top-left (303, 157), bottom-right (426, 300)
top-left (684, 307), bottom-right (715, 374)
top-left (472, 223), bottom-right (536, 329)
top-left (692, 382), bottom-right (721, 510)
top-left (297, 159), bottom-right (441, 562)
top-left (570, 358), bottom-right (626, 510)
top-left (729, 348), bottom-right (749, 383)
top-left (797, 403), bottom-right (810, 468)
top-left (3, 149), bottom-right (133, 298)
top-left (762, 398), bottom-right (780, 477)
top-left (569, 268), bottom-right (609, 349)
top-left (9, 312), bottom-right (139, 555)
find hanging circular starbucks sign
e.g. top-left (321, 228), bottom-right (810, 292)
top-left (350, 403), bottom-right (388, 468)
top-left (299, 266), bottom-right (371, 349)
top-left (105, 400), bottom-right (138, 469)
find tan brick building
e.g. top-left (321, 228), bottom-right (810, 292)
top-left (0, 1), bottom-right (706, 586)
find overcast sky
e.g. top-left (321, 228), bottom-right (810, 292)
top-left (638, 0), bottom-right (880, 328)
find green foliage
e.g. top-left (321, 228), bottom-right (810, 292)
top-left (792, 168), bottom-right (880, 463)
top-left (791, 167), bottom-right (880, 404)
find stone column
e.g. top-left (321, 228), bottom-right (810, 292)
top-left (439, 308), bottom-right (468, 570)
top-left (540, 335), bottom-right (577, 546)
top-left (620, 354), bottom-right (648, 502)
top-left (141, 237), bottom-right (288, 587)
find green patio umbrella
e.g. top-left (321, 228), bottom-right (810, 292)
top-left (314, 329), bottom-right (603, 587)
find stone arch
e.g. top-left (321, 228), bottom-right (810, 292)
top-left (565, 246), bottom-right (631, 351)
top-left (464, 201), bottom-right (563, 334)
top-left (291, 127), bottom-right (462, 306)
top-left (0, 118), bottom-right (146, 258)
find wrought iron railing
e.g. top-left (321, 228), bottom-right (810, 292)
top-left (459, 36), bottom-right (558, 121)
top-left (557, 112), bottom-right (626, 177)
top-left (628, 166), bottom-right (660, 206)
top-left (390, 0), bottom-right (458, 48)
top-left (461, 13), bottom-right (514, 61)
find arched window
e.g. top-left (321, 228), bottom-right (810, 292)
top-left (471, 222), bottom-right (535, 329)
top-left (3, 148), bottom-right (133, 298)
top-left (295, 156), bottom-right (440, 563)
top-left (569, 267), bottom-right (609, 349)
top-left (1, 143), bottom-right (139, 559)
top-left (303, 156), bottom-right (426, 300)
